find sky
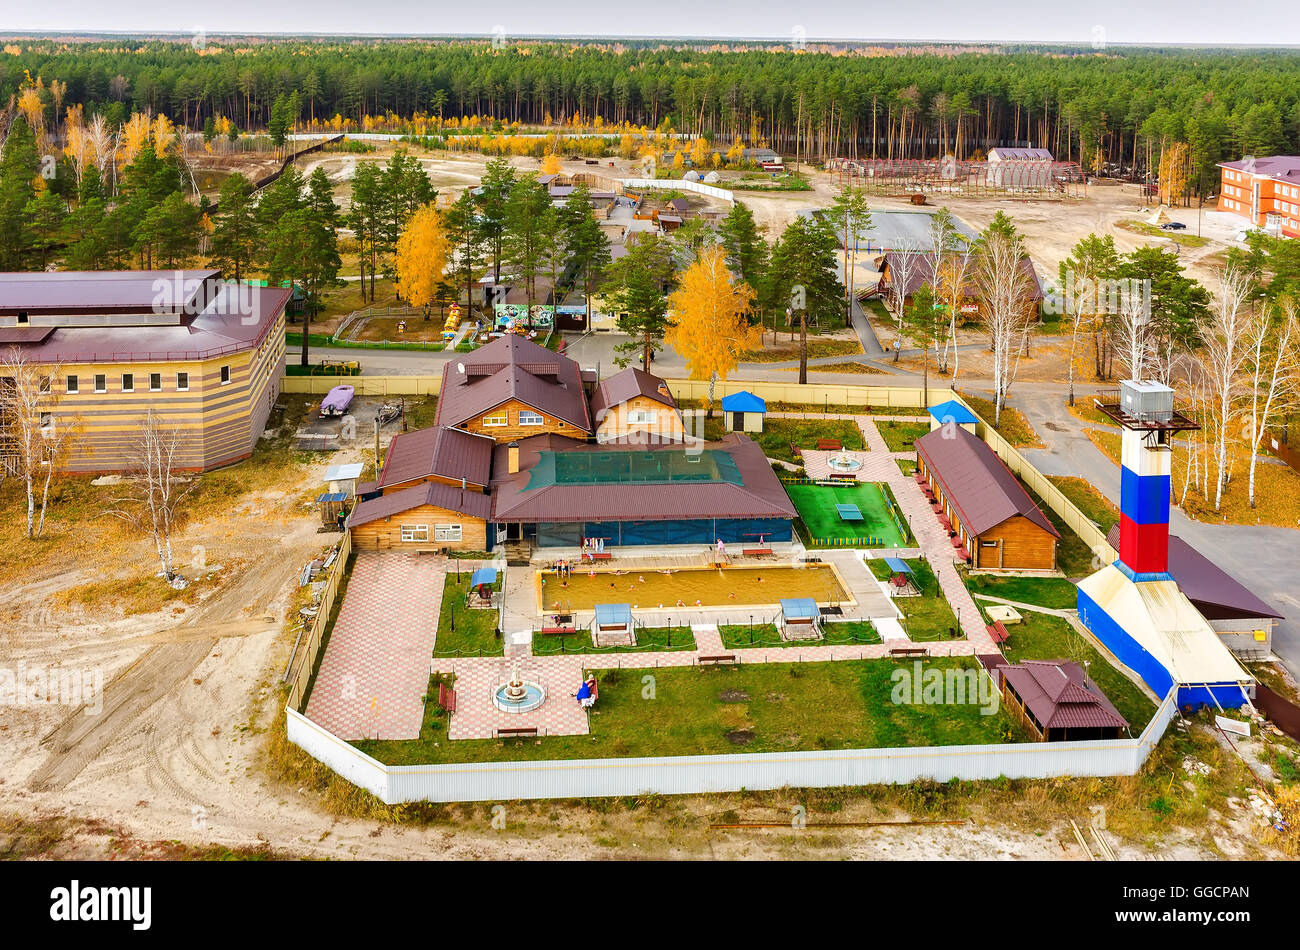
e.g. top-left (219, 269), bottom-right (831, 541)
top-left (4, 0), bottom-right (1299, 48)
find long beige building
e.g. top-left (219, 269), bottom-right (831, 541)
top-left (0, 269), bottom-right (289, 473)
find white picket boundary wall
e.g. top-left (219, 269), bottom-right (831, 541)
top-left (287, 688), bottom-right (1177, 804)
top-left (619, 177), bottom-right (735, 205)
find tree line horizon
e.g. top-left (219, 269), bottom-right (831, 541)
top-left (3, 39), bottom-right (1299, 195)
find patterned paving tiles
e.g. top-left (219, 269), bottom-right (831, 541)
top-left (306, 552), bottom-right (446, 741)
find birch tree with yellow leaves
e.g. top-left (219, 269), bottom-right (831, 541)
top-left (665, 246), bottom-right (761, 417)
top-left (394, 203), bottom-right (450, 318)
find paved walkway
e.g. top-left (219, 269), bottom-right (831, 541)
top-left (306, 552), bottom-right (446, 740)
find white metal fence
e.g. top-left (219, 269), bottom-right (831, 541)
top-left (619, 177), bottom-right (735, 204)
top-left (286, 688), bottom-right (1177, 804)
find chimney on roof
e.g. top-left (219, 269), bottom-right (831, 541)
top-left (507, 442), bottom-right (520, 475)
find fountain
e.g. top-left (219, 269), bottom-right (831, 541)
top-left (826, 453), bottom-right (863, 474)
top-left (493, 661), bottom-right (546, 713)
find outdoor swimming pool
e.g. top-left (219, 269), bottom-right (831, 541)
top-left (539, 563), bottom-right (850, 613)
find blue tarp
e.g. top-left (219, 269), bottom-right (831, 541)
top-left (470, 567), bottom-right (498, 586)
top-left (594, 603), bottom-right (634, 625)
top-left (721, 390), bottom-right (767, 413)
top-left (780, 598), bottom-right (820, 621)
top-left (315, 492), bottom-right (348, 504)
top-left (927, 399), bottom-right (978, 426)
top-left (883, 557), bottom-right (914, 575)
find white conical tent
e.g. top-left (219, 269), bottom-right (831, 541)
top-left (1147, 206), bottom-right (1171, 226)
top-left (1078, 565), bottom-right (1250, 687)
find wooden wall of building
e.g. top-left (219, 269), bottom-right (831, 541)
top-left (350, 503), bottom-right (489, 552)
top-left (974, 516), bottom-right (1058, 571)
top-left (594, 395), bottom-right (685, 443)
top-left (459, 397), bottom-right (587, 442)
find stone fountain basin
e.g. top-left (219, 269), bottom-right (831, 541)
top-left (493, 681), bottom-right (546, 714)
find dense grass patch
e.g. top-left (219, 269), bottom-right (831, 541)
top-left (755, 419), bottom-right (865, 463)
top-left (719, 620), bottom-right (881, 649)
top-left (433, 574), bottom-right (503, 656)
top-left (1048, 475), bottom-right (1120, 533)
top-left (865, 556), bottom-right (962, 641)
top-left (532, 625), bottom-right (697, 655)
top-left (963, 572), bottom-right (1080, 610)
top-left (356, 658), bottom-right (1026, 765)
top-left (876, 419), bottom-right (930, 453)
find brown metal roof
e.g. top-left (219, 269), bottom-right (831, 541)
top-left (1106, 525), bottom-right (1282, 621)
top-left (489, 432), bottom-right (796, 524)
top-left (916, 426), bottom-right (1058, 538)
top-left (3, 280), bottom-right (290, 364)
top-left (435, 334), bottom-right (592, 432)
top-left (378, 425), bottom-right (494, 490)
top-left (347, 480), bottom-right (493, 528)
top-left (0, 269), bottom-right (220, 314)
top-left (588, 366), bottom-right (677, 417)
top-left (1000, 660), bottom-right (1128, 731)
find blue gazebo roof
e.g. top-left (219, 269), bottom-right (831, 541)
top-left (927, 399), bottom-right (979, 426)
top-left (594, 603), bottom-right (634, 625)
top-left (883, 557), bottom-right (914, 575)
top-left (470, 567), bottom-right (498, 586)
top-left (721, 390), bottom-right (767, 413)
top-left (780, 598), bottom-right (819, 621)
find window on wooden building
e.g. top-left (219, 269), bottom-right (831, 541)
top-left (400, 525), bottom-right (430, 543)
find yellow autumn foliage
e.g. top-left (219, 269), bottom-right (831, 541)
top-left (666, 246), bottom-right (760, 387)
top-left (394, 204), bottom-right (450, 312)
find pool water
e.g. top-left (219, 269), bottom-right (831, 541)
top-left (539, 564), bottom-right (849, 613)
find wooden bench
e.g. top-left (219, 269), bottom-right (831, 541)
top-left (539, 626), bottom-right (578, 636)
top-left (987, 621), bottom-right (1010, 645)
top-left (698, 654), bottom-right (738, 666)
top-left (583, 552), bottom-right (612, 561)
top-left (889, 646), bottom-right (928, 657)
top-left (436, 683), bottom-right (457, 714)
top-left (816, 439), bottom-right (843, 451)
top-left (497, 726), bottom-right (538, 738)
top-left (742, 548), bottom-right (774, 557)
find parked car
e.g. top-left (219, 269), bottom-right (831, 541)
top-left (1161, 221), bottom-right (1187, 231)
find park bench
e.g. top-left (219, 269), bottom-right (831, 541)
top-left (698, 654), bottom-right (738, 666)
top-left (889, 646), bottom-right (928, 657)
top-left (583, 551), bottom-right (612, 561)
top-left (743, 547), bottom-right (774, 557)
top-left (828, 473), bottom-right (857, 484)
top-left (497, 726), bottom-right (538, 738)
top-left (987, 622), bottom-right (1010, 645)
top-left (539, 625), bottom-right (578, 636)
top-left (816, 439), bottom-right (843, 451)
top-left (436, 683), bottom-right (457, 714)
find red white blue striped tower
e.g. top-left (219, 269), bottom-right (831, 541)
top-left (1115, 381), bottom-right (1179, 577)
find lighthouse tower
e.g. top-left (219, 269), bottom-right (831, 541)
top-left (1076, 380), bottom-right (1252, 708)
top-left (1115, 381), bottom-right (1179, 578)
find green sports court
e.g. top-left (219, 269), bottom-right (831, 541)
top-left (785, 481), bottom-right (910, 548)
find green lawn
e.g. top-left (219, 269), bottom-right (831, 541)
top-left (719, 620), bottom-right (881, 649)
top-left (1049, 475), bottom-right (1120, 534)
top-left (432, 575), bottom-right (503, 656)
top-left (1001, 611), bottom-right (1156, 732)
top-left (876, 420), bottom-right (930, 453)
top-left (355, 658), bottom-right (1027, 765)
top-left (896, 458), bottom-right (917, 477)
top-left (755, 418), bottom-right (865, 464)
top-left (787, 481), bottom-right (909, 547)
top-left (866, 557), bottom-right (962, 641)
top-left (532, 625), bottom-right (697, 655)
top-left (963, 572), bottom-right (1080, 610)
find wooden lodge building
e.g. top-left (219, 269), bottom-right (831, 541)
top-left (346, 333), bottom-right (794, 555)
top-left (914, 426), bottom-right (1059, 571)
top-left (0, 269), bottom-right (288, 473)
